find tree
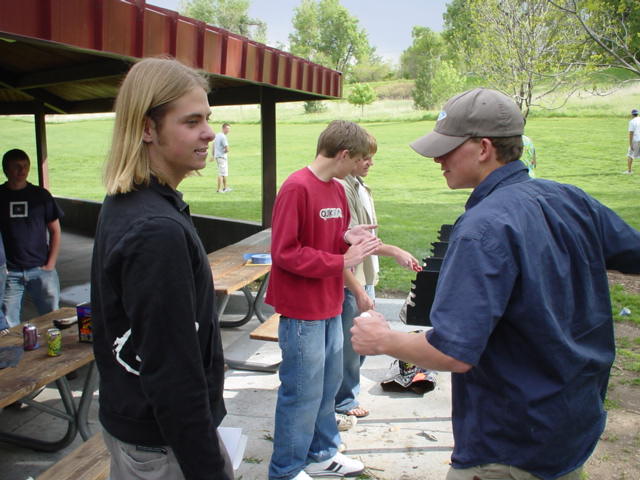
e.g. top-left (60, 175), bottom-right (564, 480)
top-left (548, 0), bottom-right (640, 78)
top-left (443, 0), bottom-right (592, 117)
top-left (400, 27), bottom-right (446, 80)
top-left (413, 60), bottom-right (465, 110)
top-left (347, 83), bottom-right (377, 115)
top-left (442, 0), bottom-right (481, 69)
top-left (289, 0), bottom-right (373, 74)
top-left (180, 0), bottom-right (267, 42)
top-left (400, 26), bottom-right (464, 110)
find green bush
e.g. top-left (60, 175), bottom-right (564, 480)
top-left (374, 81), bottom-right (414, 100)
top-left (303, 101), bottom-right (327, 114)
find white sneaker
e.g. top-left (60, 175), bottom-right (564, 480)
top-left (293, 470), bottom-right (312, 480)
top-left (222, 187), bottom-right (233, 192)
top-left (305, 452), bottom-right (364, 477)
top-left (622, 170), bottom-right (632, 174)
top-left (336, 413), bottom-right (356, 431)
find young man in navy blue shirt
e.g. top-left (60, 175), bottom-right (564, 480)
top-left (351, 88), bottom-right (640, 480)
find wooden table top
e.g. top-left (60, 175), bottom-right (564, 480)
top-left (0, 308), bottom-right (94, 408)
top-left (208, 229), bottom-right (272, 295)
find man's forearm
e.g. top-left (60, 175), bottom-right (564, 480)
top-left (45, 220), bottom-right (61, 269)
top-left (384, 330), bottom-right (471, 373)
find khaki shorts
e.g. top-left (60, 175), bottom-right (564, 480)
top-left (216, 156), bottom-right (229, 176)
top-left (445, 463), bottom-right (583, 480)
top-left (103, 428), bottom-right (234, 480)
top-left (629, 141), bottom-right (640, 159)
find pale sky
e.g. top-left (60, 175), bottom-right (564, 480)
top-left (147, 0), bottom-right (449, 64)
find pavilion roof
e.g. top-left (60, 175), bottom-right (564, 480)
top-left (0, 0), bottom-right (342, 115)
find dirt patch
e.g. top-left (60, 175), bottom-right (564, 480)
top-left (585, 273), bottom-right (640, 479)
top-left (607, 271), bottom-right (640, 295)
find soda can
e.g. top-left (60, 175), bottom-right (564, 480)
top-left (47, 328), bottom-right (62, 357)
top-left (23, 323), bottom-right (40, 351)
top-left (77, 302), bottom-right (93, 343)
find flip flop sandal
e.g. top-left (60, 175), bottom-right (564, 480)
top-left (347, 407), bottom-right (369, 418)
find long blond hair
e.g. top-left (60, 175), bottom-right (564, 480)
top-left (104, 57), bottom-right (209, 194)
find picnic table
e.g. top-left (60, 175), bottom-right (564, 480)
top-left (208, 228), bottom-right (271, 328)
top-left (0, 308), bottom-right (98, 452)
top-left (208, 229), bottom-right (282, 371)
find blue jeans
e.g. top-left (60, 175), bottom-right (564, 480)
top-left (269, 315), bottom-right (343, 480)
top-left (0, 265), bottom-right (7, 331)
top-left (336, 286), bottom-right (374, 414)
top-left (4, 267), bottom-right (60, 327)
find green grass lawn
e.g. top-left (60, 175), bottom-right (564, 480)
top-left (1, 107), bottom-right (639, 295)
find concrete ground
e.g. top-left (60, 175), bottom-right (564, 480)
top-left (0, 232), bottom-right (453, 480)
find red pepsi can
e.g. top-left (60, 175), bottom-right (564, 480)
top-left (23, 323), bottom-right (40, 351)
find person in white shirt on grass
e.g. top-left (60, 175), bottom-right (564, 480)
top-left (624, 108), bottom-right (640, 174)
top-left (213, 122), bottom-right (232, 191)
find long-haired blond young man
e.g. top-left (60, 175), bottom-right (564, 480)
top-left (91, 57), bottom-right (233, 480)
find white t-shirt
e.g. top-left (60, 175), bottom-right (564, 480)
top-left (628, 117), bottom-right (640, 142)
top-left (213, 132), bottom-right (228, 158)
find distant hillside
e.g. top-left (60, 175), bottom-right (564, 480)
top-left (344, 79), bottom-right (414, 100)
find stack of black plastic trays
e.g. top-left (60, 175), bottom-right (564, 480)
top-left (405, 224), bottom-right (453, 326)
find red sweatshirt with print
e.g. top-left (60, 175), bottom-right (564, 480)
top-left (266, 167), bottom-right (350, 320)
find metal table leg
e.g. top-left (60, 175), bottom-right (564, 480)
top-left (252, 273), bottom-right (270, 323)
top-left (221, 273), bottom-right (280, 372)
top-left (218, 286), bottom-right (255, 328)
top-left (0, 377), bottom-right (78, 452)
top-left (0, 363), bottom-right (98, 451)
top-left (77, 362), bottom-right (98, 440)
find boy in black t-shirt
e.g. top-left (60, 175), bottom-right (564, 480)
top-left (0, 149), bottom-right (63, 326)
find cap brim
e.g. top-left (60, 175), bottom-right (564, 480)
top-left (410, 131), bottom-right (469, 158)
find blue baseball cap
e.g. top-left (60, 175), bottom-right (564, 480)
top-left (632, 109), bottom-right (638, 115)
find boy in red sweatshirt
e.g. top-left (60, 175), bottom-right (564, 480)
top-left (266, 120), bottom-right (380, 480)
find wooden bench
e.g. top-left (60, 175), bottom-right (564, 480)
top-left (250, 313), bottom-right (280, 342)
top-left (38, 433), bottom-right (110, 480)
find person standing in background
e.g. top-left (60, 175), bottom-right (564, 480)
top-left (521, 134), bottom-right (537, 177)
top-left (214, 122), bottom-right (232, 192)
top-left (0, 148), bottom-right (62, 327)
top-left (625, 108), bottom-right (640, 174)
top-left (336, 132), bottom-right (421, 427)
